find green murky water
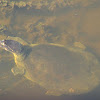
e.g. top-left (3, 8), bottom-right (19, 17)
top-left (0, 0), bottom-right (100, 100)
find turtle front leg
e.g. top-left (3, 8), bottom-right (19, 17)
top-left (11, 67), bottom-right (25, 76)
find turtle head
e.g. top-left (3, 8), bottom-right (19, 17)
top-left (0, 39), bottom-right (23, 55)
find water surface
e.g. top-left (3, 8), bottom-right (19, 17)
top-left (0, 0), bottom-right (100, 100)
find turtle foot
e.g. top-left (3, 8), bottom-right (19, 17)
top-left (11, 67), bottom-right (25, 76)
top-left (45, 90), bottom-right (62, 96)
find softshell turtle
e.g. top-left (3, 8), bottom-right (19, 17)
top-left (0, 36), bottom-right (100, 96)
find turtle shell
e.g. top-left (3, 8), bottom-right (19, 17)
top-left (21, 44), bottom-right (100, 96)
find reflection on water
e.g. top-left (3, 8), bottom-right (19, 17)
top-left (0, 0), bottom-right (100, 100)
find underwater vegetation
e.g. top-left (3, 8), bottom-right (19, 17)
top-left (0, 0), bottom-right (98, 11)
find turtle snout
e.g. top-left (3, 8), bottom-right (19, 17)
top-left (0, 40), bottom-right (5, 47)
